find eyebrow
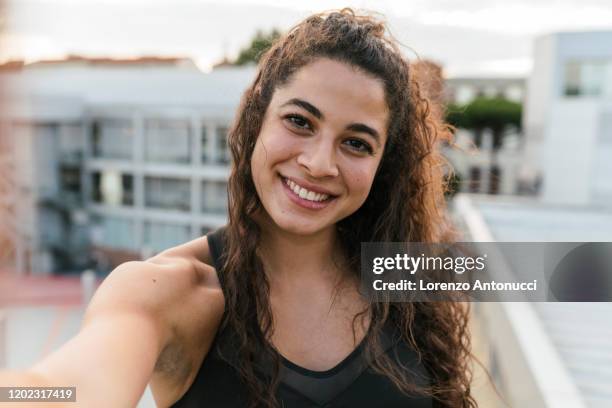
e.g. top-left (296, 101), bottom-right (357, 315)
top-left (280, 97), bottom-right (382, 146)
top-left (281, 98), bottom-right (323, 119)
top-left (346, 123), bottom-right (381, 146)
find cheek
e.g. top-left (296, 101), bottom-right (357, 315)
top-left (345, 163), bottom-right (379, 198)
top-left (251, 130), bottom-right (300, 191)
top-left (254, 128), bottom-right (299, 168)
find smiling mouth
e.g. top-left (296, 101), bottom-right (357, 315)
top-left (280, 176), bottom-right (337, 205)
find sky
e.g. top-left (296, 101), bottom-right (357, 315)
top-left (1, 0), bottom-right (612, 77)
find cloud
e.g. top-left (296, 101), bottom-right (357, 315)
top-left (413, 4), bottom-right (612, 35)
top-left (3, 0), bottom-right (611, 75)
top-left (0, 33), bottom-right (66, 62)
top-left (3, 1), bottom-right (304, 61)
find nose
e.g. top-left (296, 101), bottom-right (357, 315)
top-left (296, 137), bottom-right (339, 178)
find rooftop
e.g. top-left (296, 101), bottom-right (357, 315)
top-left (454, 194), bottom-right (612, 408)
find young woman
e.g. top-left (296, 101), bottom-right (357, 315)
top-left (0, 9), bottom-right (476, 408)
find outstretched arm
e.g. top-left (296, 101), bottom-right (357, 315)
top-left (0, 253), bottom-right (224, 408)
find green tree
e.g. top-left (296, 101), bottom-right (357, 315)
top-left (234, 29), bottom-right (282, 66)
top-left (446, 96), bottom-right (522, 149)
top-left (446, 97), bottom-right (521, 131)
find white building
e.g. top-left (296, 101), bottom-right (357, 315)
top-left (522, 31), bottom-right (612, 206)
top-left (448, 30), bottom-right (612, 408)
top-left (0, 57), bottom-right (257, 274)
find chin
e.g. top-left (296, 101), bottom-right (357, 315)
top-left (271, 213), bottom-right (331, 236)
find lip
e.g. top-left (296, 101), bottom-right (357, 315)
top-left (280, 175), bottom-right (338, 210)
top-left (281, 175), bottom-right (338, 196)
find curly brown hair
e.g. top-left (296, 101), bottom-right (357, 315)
top-left (221, 8), bottom-right (477, 408)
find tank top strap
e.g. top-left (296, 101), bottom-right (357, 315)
top-left (206, 226), bottom-right (228, 291)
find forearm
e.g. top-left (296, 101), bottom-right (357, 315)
top-left (0, 369), bottom-right (49, 386)
top-left (31, 313), bottom-right (160, 408)
top-left (0, 312), bottom-right (160, 408)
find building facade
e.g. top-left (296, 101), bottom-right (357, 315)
top-left (522, 31), bottom-right (612, 206)
top-left (0, 57), bottom-right (257, 274)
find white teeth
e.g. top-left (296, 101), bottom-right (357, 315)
top-left (284, 178), bottom-right (330, 202)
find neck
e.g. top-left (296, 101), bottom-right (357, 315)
top-left (257, 217), bottom-right (347, 287)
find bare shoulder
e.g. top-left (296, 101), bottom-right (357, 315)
top-left (88, 235), bottom-right (224, 323)
top-left (138, 236), bottom-right (227, 406)
top-left (145, 235), bottom-right (226, 329)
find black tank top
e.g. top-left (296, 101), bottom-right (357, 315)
top-left (171, 227), bottom-right (432, 408)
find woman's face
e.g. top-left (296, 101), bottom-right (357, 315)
top-left (251, 58), bottom-right (389, 236)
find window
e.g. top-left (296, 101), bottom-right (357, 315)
top-left (34, 124), bottom-right (60, 198)
top-left (60, 167), bottom-right (81, 193)
top-left (469, 167), bottom-right (481, 193)
top-left (564, 60), bottom-right (612, 97)
top-left (201, 126), bottom-right (209, 163)
top-left (91, 119), bottom-right (133, 159)
top-left (143, 221), bottom-right (191, 252)
top-left (145, 176), bottom-right (190, 211)
top-left (92, 215), bottom-right (137, 250)
top-left (60, 165), bottom-right (82, 205)
top-left (91, 171), bottom-right (134, 206)
top-left (122, 174), bottom-right (134, 205)
top-left (58, 124), bottom-right (84, 160)
top-left (488, 165), bottom-right (501, 195)
top-left (216, 126), bottom-right (230, 164)
top-left (201, 180), bottom-right (228, 214)
top-left (144, 119), bottom-right (191, 163)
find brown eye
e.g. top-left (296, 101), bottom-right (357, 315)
top-left (344, 138), bottom-right (374, 155)
top-left (285, 114), bottom-right (312, 130)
